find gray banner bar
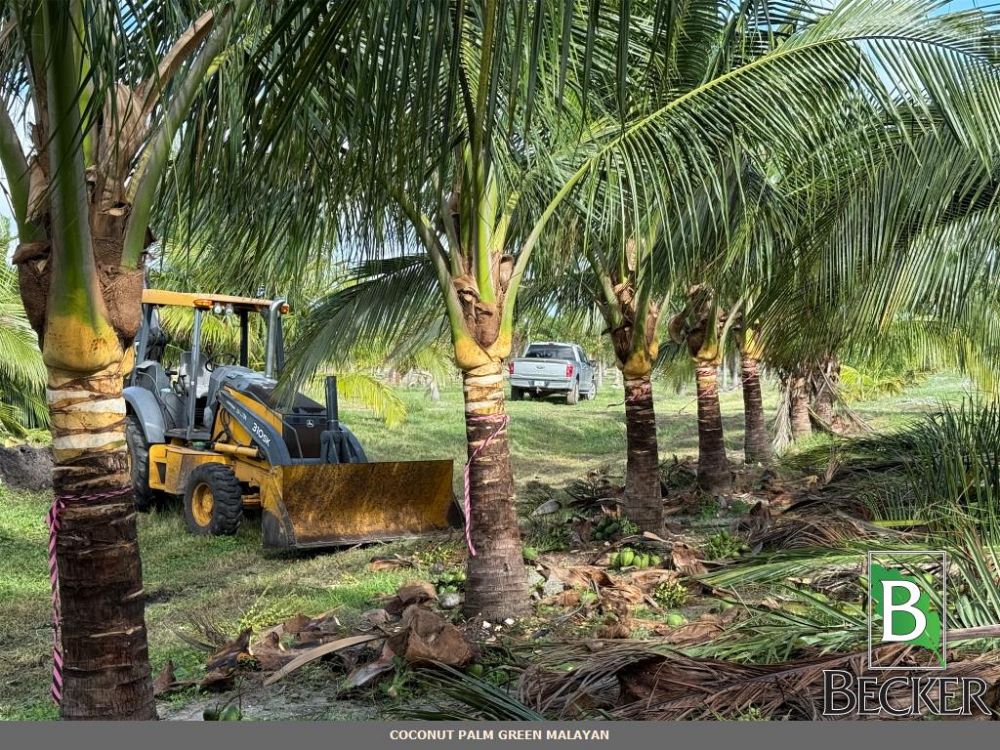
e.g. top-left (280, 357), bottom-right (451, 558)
top-left (1, 720), bottom-right (994, 750)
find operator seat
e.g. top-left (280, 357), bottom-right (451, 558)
top-left (179, 352), bottom-right (212, 400)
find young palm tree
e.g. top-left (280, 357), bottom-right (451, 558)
top-left (590, 233), bottom-right (666, 532)
top-left (0, 0), bottom-right (259, 719)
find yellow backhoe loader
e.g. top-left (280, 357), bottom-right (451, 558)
top-left (123, 289), bottom-right (458, 549)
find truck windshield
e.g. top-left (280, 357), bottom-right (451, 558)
top-left (524, 345), bottom-right (574, 360)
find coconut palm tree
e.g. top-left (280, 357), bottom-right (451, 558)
top-left (668, 285), bottom-right (732, 492)
top-left (737, 323), bottom-right (771, 464)
top-left (515, 0), bottom-right (1000, 511)
top-left (0, 0), bottom-right (278, 719)
top-left (586, 232), bottom-right (668, 530)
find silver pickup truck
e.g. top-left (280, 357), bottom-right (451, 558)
top-left (508, 342), bottom-right (597, 404)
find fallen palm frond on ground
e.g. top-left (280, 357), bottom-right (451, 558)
top-left (515, 639), bottom-right (1000, 720)
top-left (693, 517), bottom-right (1000, 661)
top-left (749, 512), bottom-right (906, 552)
top-left (610, 645), bottom-right (1000, 720)
top-left (400, 666), bottom-right (546, 721)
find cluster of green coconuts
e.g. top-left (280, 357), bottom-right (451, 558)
top-left (435, 568), bottom-right (467, 595)
top-left (591, 515), bottom-right (637, 541)
top-left (607, 547), bottom-right (663, 570)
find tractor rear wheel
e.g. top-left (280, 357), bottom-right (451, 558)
top-left (183, 463), bottom-right (243, 536)
top-left (125, 413), bottom-right (163, 512)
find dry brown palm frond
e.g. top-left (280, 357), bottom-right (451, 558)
top-left (173, 613), bottom-right (233, 651)
top-left (771, 383), bottom-right (793, 452)
top-left (519, 642), bottom-right (665, 717)
top-left (750, 512), bottom-right (905, 551)
top-left (616, 648), bottom-right (1000, 720)
top-left (520, 642), bottom-right (1000, 720)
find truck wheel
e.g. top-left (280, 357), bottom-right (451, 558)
top-left (511, 386), bottom-right (524, 401)
top-left (582, 379), bottom-right (597, 400)
top-left (566, 381), bottom-right (579, 405)
top-left (125, 413), bottom-right (163, 512)
top-left (183, 463), bottom-right (243, 536)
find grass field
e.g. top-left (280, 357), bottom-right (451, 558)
top-left (0, 372), bottom-right (972, 719)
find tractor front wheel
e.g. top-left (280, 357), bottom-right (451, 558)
top-left (125, 414), bottom-right (164, 512)
top-left (183, 463), bottom-right (243, 536)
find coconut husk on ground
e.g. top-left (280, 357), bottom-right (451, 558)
top-left (158, 582), bottom-right (475, 697)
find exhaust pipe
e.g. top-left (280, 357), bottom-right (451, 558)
top-left (325, 375), bottom-right (339, 429)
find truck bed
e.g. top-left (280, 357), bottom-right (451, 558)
top-left (509, 358), bottom-right (575, 391)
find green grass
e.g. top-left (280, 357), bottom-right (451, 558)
top-left (346, 371), bottom-right (971, 486)
top-left (0, 493), bottom-right (440, 720)
top-left (0, 371), bottom-right (972, 719)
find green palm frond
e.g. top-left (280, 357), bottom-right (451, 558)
top-left (0, 258), bottom-right (47, 436)
top-left (316, 371), bottom-right (407, 429)
top-left (169, 0), bottom-right (1000, 353)
top-left (756, 118), bottom-right (1000, 376)
top-left (281, 254), bottom-right (446, 391)
top-left (394, 665), bottom-right (545, 721)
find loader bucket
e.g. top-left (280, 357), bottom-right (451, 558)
top-left (261, 460), bottom-right (459, 550)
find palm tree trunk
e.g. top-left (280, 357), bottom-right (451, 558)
top-left (740, 352), bottom-right (771, 465)
top-left (789, 374), bottom-right (812, 440)
top-left (48, 361), bottom-right (155, 720)
top-left (623, 374), bottom-right (662, 532)
top-left (461, 363), bottom-right (529, 620)
top-left (695, 364), bottom-right (730, 492)
top-left (811, 357), bottom-right (839, 428)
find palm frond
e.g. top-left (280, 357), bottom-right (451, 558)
top-left (0, 256), bottom-right (47, 435)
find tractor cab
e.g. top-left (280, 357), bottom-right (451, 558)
top-left (130, 290), bottom-right (291, 441)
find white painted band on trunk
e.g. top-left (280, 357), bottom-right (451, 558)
top-left (52, 432), bottom-right (124, 450)
top-left (463, 373), bottom-right (505, 387)
top-left (49, 398), bottom-right (127, 414)
top-left (46, 388), bottom-right (116, 401)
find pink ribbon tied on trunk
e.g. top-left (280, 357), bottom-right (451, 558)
top-left (462, 413), bottom-right (510, 556)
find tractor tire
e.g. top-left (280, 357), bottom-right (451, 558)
top-left (566, 381), bottom-right (580, 405)
top-left (125, 413), bottom-right (162, 512)
top-left (510, 386), bottom-right (524, 401)
top-left (183, 463), bottom-right (243, 536)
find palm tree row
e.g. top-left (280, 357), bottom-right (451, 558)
top-left (223, 0), bottom-right (1000, 617)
